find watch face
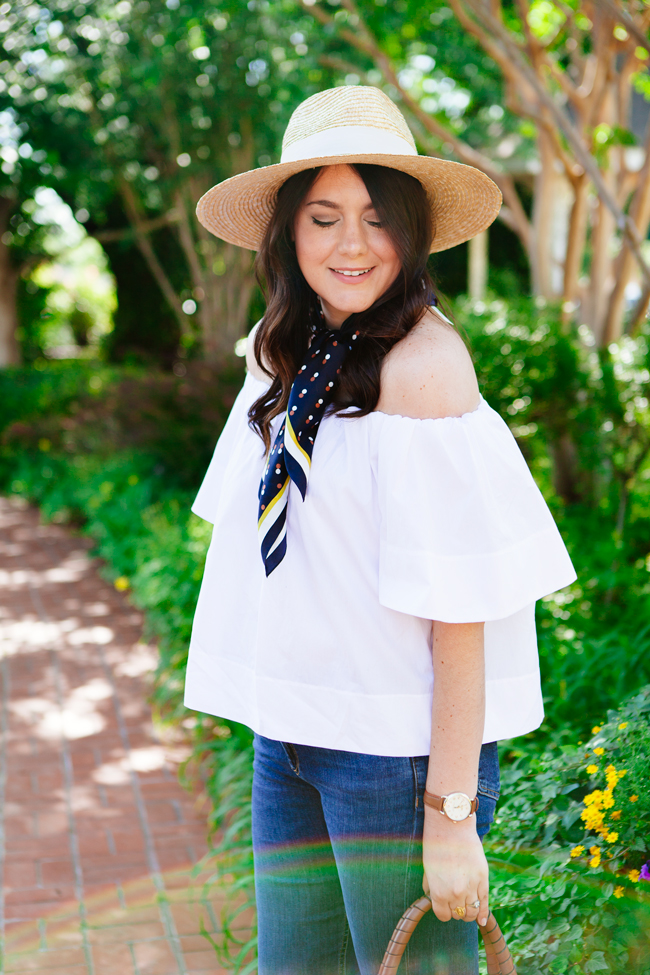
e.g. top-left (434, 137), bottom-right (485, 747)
top-left (443, 792), bottom-right (472, 822)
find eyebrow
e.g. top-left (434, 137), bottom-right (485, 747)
top-left (305, 199), bottom-right (375, 210)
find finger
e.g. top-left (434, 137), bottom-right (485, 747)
top-left (430, 898), bottom-right (451, 923)
top-left (462, 898), bottom-right (480, 923)
top-left (477, 881), bottom-right (489, 928)
top-left (448, 903), bottom-right (468, 922)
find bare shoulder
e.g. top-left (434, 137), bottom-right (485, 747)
top-left (376, 308), bottom-right (480, 419)
top-left (245, 320), bottom-right (272, 383)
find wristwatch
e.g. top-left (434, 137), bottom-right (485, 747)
top-left (424, 789), bottom-right (479, 823)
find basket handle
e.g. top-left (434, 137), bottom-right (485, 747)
top-left (377, 895), bottom-right (517, 975)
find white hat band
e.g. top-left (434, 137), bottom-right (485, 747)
top-left (280, 125), bottom-right (418, 164)
top-left (196, 87), bottom-right (503, 252)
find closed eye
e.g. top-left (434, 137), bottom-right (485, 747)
top-left (312, 217), bottom-right (337, 227)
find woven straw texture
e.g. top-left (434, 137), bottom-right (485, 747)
top-left (282, 87), bottom-right (416, 152)
top-left (196, 87), bottom-right (502, 254)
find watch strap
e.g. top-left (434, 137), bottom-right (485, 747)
top-left (423, 789), bottom-right (479, 816)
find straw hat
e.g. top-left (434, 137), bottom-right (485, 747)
top-left (196, 86), bottom-right (501, 253)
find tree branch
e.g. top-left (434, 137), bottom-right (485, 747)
top-left (595, 0), bottom-right (650, 53)
top-left (119, 180), bottom-right (191, 336)
top-left (92, 210), bottom-right (179, 243)
top-left (174, 188), bottom-right (205, 294)
top-left (461, 0), bottom-right (650, 289)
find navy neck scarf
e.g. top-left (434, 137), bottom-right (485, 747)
top-left (257, 320), bottom-right (358, 576)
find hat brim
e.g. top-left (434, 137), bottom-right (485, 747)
top-left (196, 153), bottom-right (502, 254)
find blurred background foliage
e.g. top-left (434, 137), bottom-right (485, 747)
top-left (1, 0), bottom-right (650, 970)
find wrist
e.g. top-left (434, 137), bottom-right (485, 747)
top-left (424, 807), bottom-right (476, 833)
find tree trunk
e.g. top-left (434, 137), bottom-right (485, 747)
top-left (602, 151), bottom-right (650, 343)
top-left (468, 230), bottom-right (488, 299)
top-left (185, 128), bottom-right (257, 362)
top-left (550, 432), bottom-right (581, 505)
top-left (587, 181), bottom-right (617, 345)
top-left (0, 197), bottom-right (20, 367)
top-left (563, 175), bottom-right (589, 309)
top-left (531, 131), bottom-right (572, 297)
top-left (200, 241), bottom-right (255, 363)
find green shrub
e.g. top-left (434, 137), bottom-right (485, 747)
top-left (2, 359), bottom-right (245, 491)
top-left (487, 686), bottom-right (650, 973)
top-left (459, 298), bottom-right (650, 743)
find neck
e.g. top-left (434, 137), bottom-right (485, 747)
top-left (318, 296), bottom-right (346, 330)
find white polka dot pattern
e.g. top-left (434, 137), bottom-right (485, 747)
top-left (257, 322), bottom-right (358, 576)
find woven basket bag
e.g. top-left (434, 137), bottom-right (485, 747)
top-left (378, 895), bottom-right (517, 975)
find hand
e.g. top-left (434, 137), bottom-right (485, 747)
top-left (422, 811), bottom-right (489, 927)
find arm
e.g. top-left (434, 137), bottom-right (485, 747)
top-left (377, 312), bottom-right (488, 925)
top-left (424, 621), bottom-right (489, 927)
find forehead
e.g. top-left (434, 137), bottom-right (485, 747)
top-left (304, 164), bottom-right (372, 205)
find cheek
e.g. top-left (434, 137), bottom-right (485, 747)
top-left (294, 218), bottom-right (329, 284)
top-left (375, 236), bottom-right (401, 274)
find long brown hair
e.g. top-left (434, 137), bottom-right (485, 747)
top-left (249, 164), bottom-right (435, 450)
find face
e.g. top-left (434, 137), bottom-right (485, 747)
top-left (293, 165), bottom-right (402, 329)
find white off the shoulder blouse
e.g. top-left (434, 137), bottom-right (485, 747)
top-left (184, 372), bottom-right (576, 756)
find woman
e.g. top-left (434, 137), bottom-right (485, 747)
top-left (186, 87), bottom-right (575, 974)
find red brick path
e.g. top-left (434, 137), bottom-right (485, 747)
top-left (0, 497), bottom-right (229, 974)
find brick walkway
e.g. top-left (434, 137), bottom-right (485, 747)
top-left (0, 497), bottom-right (231, 974)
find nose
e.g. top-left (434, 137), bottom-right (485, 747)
top-left (337, 215), bottom-right (368, 259)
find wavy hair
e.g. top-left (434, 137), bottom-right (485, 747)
top-left (249, 164), bottom-right (436, 450)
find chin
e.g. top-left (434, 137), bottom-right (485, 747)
top-left (333, 294), bottom-right (378, 316)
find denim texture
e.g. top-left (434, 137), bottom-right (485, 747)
top-left (252, 735), bottom-right (500, 975)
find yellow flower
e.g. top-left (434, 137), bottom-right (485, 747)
top-left (584, 789), bottom-right (606, 808)
top-left (114, 576), bottom-right (130, 591)
top-left (618, 769), bottom-right (627, 778)
top-left (618, 722), bottom-right (628, 730)
top-left (629, 870), bottom-right (640, 882)
top-left (592, 726), bottom-right (602, 733)
top-left (570, 845), bottom-right (585, 858)
top-left (614, 886), bottom-right (625, 898)
top-left (581, 791), bottom-right (608, 830)
top-left (630, 795), bottom-right (639, 803)
top-left (581, 807), bottom-right (605, 830)
top-left (589, 854), bottom-right (601, 868)
top-left (605, 832), bottom-right (618, 843)
top-left (594, 747), bottom-right (605, 756)
top-left (586, 764), bottom-right (598, 774)
top-left (611, 810), bottom-right (621, 820)
top-left (603, 791), bottom-right (615, 809)
top-left (589, 845), bottom-right (600, 855)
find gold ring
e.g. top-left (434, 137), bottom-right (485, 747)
top-left (454, 906), bottom-right (466, 918)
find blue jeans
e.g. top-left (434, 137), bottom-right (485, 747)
top-left (252, 735), bottom-right (500, 975)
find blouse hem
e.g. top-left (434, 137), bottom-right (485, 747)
top-left (184, 640), bottom-right (545, 754)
